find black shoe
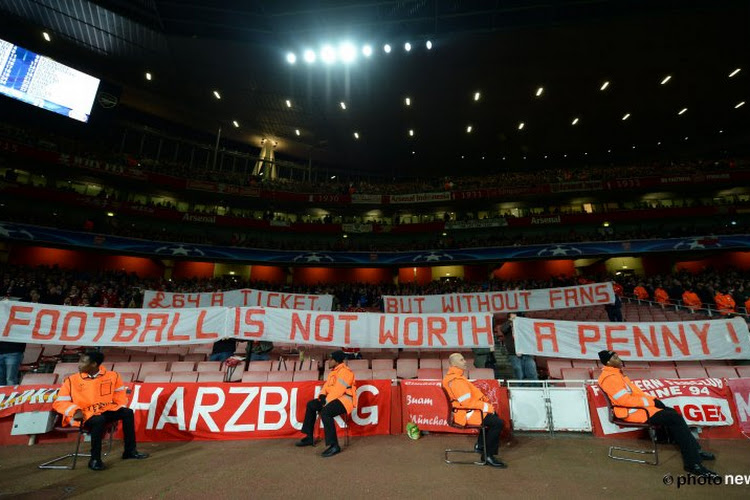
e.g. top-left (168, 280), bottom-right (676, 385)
top-left (88, 459), bottom-right (105, 471)
top-left (684, 464), bottom-right (719, 479)
top-left (295, 437), bottom-right (314, 447)
top-left (484, 455), bottom-right (508, 469)
top-left (699, 450), bottom-right (716, 461)
top-left (122, 451), bottom-right (149, 460)
top-left (321, 445), bottom-right (341, 458)
top-left (474, 443), bottom-right (484, 454)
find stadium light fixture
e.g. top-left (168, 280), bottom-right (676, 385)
top-left (295, 129), bottom-right (300, 136)
top-left (622, 113), bottom-right (630, 120)
top-left (729, 68), bottom-right (741, 78)
top-left (405, 97), bottom-right (411, 106)
top-left (339, 42), bottom-right (357, 63)
top-left (321, 45), bottom-right (336, 64)
top-left (362, 45), bottom-right (373, 57)
top-left (474, 91), bottom-right (481, 101)
top-left (600, 81), bottom-right (610, 91)
top-left (408, 129), bottom-right (414, 137)
top-left (145, 72), bottom-right (152, 81)
top-left (535, 87), bottom-right (544, 97)
top-left (303, 49), bottom-right (316, 63)
top-left (213, 90), bottom-right (221, 100)
top-left (285, 99), bottom-right (292, 108)
top-left (571, 117), bottom-right (579, 125)
top-left (466, 125), bottom-right (472, 133)
top-left (340, 101), bottom-right (347, 110)
top-left (404, 42), bottom-right (412, 52)
top-left (426, 40), bottom-right (433, 50)
top-left (518, 122), bottom-right (525, 130)
top-left (735, 101), bottom-right (745, 109)
top-left (353, 132), bottom-right (360, 139)
top-left (42, 32), bottom-right (51, 42)
top-left (232, 120), bottom-right (239, 128)
top-left (384, 44), bottom-right (392, 53)
top-left (286, 52), bottom-right (296, 64)
top-left (678, 107), bottom-right (688, 115)
top-left (660, 75), bottom-right (671, 85)
top-left (331, 175), bottom-right (336, 179)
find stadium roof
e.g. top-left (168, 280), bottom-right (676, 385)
top-left (0, 0), bottom-right (748, 178)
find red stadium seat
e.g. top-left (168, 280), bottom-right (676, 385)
top-left (372, 369), bottom-right (397, 380)
top-left (419, 358), bottom-right (441, 369)
top-left (20, 373), bottom-right (58, 385)
top-left (371, 359), bottom-right (394, 371)
top-left (735, 366), bottom-right (750, 378)
top-left (242, 372), bottom-right (269, 383)
top-left (196, 361), bottom-right (223, 372)
top-left (416, 368), bottom-right (443, 379)
top-left (197, 372), bottom-right (225, 383)
top-left (292, 370), bottom-right (319, 382)
top-left (267, 371), bottom-right (294, 382)
top-left (561, 368), bottom-right (591, 387)
top-left (705, 366), bottom-right (740, 379)
top-left (143, 373), bottom-right (172, 383)
top-left (353, 369), bottom-right (373, 380)
top-left (649, 367), bottom-right (679, 379)
top-left (546, 359), bottom-right (573, 379)
top-left (137, 362), bottom-right (169, 381)
top-left (676, 366), bottom-right (708, 379)
top-left (347, 359), bottom-right (370, 371)
top-left (396, 359), bottom-right (418, 379)
top-left (247, 360), bottom-right (273, 372)
top-left (170, 372), bottom-right (199, 383)
top-left (169, 361), bottom-right (196, 372)
top-left (469, 368), bottom-right (495, 380)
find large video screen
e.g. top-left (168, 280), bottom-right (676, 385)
top-left (0, 38), bottom-right (100, 123)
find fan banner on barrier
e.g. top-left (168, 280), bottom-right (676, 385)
top-left (143, 289), bottom-right (334, 310)
top-left (0, 381), bottom-right (392, 441)
top-left (400, 379), bottom-right (511, 437)
top-left (383, 282), bottom-right (615, 314)
top-left (587, 378), bottom-right (736, 436)
top-left (727, 378), bottom-right (750, 433)
top-left (0, 301), bottom-right (494, 348)
top-left (514, 316), bottom-right (750, 360)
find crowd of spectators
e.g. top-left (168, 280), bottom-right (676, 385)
top-left (3, 264), bottom-right (748, 314)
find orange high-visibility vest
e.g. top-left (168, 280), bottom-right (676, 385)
top-left (442, 366), bottom-right (494, 426)
top-left (682, 291), bottom-right (701, 310)
top-left (654, 288), bottom-right (670, 305)
top-left (715, 293), bottom-right (736, 315)
top-left (320, 363), bottom-right (357, 414)
top-left (598, 366), bottom-right (661, 424)
top-left (52, 367), bottom-right (128, 427)
top-left (634, 286), bottom-right (649, 300)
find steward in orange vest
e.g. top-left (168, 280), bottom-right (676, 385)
top-left (714, 292), bottom-right (736, 315)
top-left (682, 290), bottom-right (702, 311)
top-left (654, 287), bottom-right (670, 306)
top-left (442, 353), bottom-right (506, 468)
top-left (52, 351), bottom-right (148, 471)
top-left (296, 350), bottom-right (356, 457)
top-left (634, 285), bottom-right (649, 300)
top-left (597, 350), bottom-right (717, 478)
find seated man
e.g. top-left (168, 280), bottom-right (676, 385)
top-left (597, 350), bottom-right (717, 478)
top-left (52, 351), bottom-right (149, 471)
top-left (295, 350), bottom-right (356, 457)
top-left (443, 353), bottom-right (507, 468)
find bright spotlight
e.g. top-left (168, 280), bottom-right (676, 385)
top-left (286, 52), bottom-right (296, 64)
top-left (362, 45), bottom-right (373, 57)
top-left (321, 45), bottom-right (336, 64)
top-left (339, 42), bottom-right (357, 63)
top-left (303, 49), bottom-right (316, 63)
top-left (384, 44), bottom-right (392, 53)
top-left (404, 42), bottom-right (412, 52)
top-left (426, 40), bottom-right (432, 50)
top-left (42, 31), bottom-right (51, 42)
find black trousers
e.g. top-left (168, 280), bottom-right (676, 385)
top-left (300, 399), bottom-right (347, 446)
top-left (478, 413), bottom-right (504, 456)
top-left (647, 408), bottom-right (700, 467)
top-left (84, 407), bottom-right (137, 461)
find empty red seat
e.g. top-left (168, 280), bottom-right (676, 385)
top-left (196, 361), bottom-right (223, 372)
top-left (705, 366), bottom-right (739, 379)
top-left (169, 361), bottom-right (196, 372)
top-left (419, 358), bottom-right (441, 369)
top-left (371, 359), bottom-right (394, 371)
top-left (267, 371), bottom-right (294, 382)
top-left (676, 366), bottom-right (708, 379)
top-left (372, 369), bottom-right (397, 380)
top-left (171, 372), bottom-right (199, 383)
top-left (242, 372), bottom-right (269, 383)
top-left (247, 360), bottom-right (273, 372)
top-left (649, 367), bottom-right (679, 379)
top-left (353, 369), bottom-right (373, 380)
top-left (197, 372), bottom-right (225, 383)
top-left (546, 359), bottom-right (573, 379)
top-left (292, 370), bottom-right (319, 382)
top-left (347, 359), bottom-right (370, 370)
top-left (416, 368), bottom-right (443, 379)
top-left (20, 373), bottom-right (58, 385)
top-left (469, 368), bottom-right (495, 380)
top-left (137, 362), bottom-right (169, 381)
top-left (561, 368), bottom-right (591, 386)
top-left (396, 359), bottom-right (418, 379)
top-left (735, 366), bottom-right (750, 378)
top-left (143, 373), bottom-right (172, 383)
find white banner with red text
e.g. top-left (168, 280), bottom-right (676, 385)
top-left (400, 379), bottom-right (511, 438)
top-left (143, 289), bottom-right (333, 310)
top-left (0, 301), bottom-right (494, 349)
top-left (0, 381), bottom-right (391, 441)
top-left (587, 378), bottom-right (740, 438)
top-left (727, 378), bottom-right (750, 434)
top-left (383, 282), bottom-right (615, 314)
top-left (514, 317), bottom-right (750, 360)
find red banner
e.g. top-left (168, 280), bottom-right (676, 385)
top-left (400, 379), bottom-right (511, 437)
top-left (727, 378), bottom-right (750, 434)
top-left (587, 378), bottom-right (741, 439)
top-left (0, 381), bottom-right (391, 442)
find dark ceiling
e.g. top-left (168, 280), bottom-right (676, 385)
top-left (0, 0), bottom-right (748, 178)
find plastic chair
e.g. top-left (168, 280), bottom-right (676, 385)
top-left (419, 358), bottom-right (442, 369)
top-left (470, 368), bottom-right (496, 380)
top-left (546, 359), bottom-right (573, 379)
top-left (676, 366), bottom-right (708, 379)
top-left (143, 373), bottom-right (172, 383)
top-left (267, 371), bottom-right (294, 382)
top-left (170, 372), bottom-right (199, 383)
top-left (20, 373), bottom-right (58, 385)
top-left (372, 369), bottom-right (397, 380)
top-left (293, 370), bottom-right (319, 382)
top-left (706, 366), bottom-right (740, 379)
top-left (39, 416), bottom-right (117, 470)
top-left (600, 388), bottom-right (659, 465)
top-left (441, 387), bottom-right (486, 466)
top-left (416, 368), bottom-right (443, 379)
top-left (197, 372), bottom-right (225, 383)
top-left (247, 360), bottom-right (274, 372)
top-left (347, 359), bottom-right (370, 370)
top-left (371, 359), bottom-right (394, 371)
top-left (396, 359), bottom-right (418, 379)
top-left (169, 361), bottom-right (196, 372)
top-left (242, 371), bottom-right (269, 383)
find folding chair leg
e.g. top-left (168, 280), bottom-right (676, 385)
top-left (608, 428), bottom-right (659, 465)
top-left (444, 428), bottom-right (487, 466)
top-left (39, 429), bottom-right (86, 470)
